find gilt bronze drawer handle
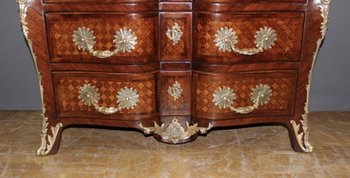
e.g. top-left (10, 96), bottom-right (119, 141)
top-left (72, 27), bottom-right (137, 58)
top-left (214, 26), bottom-right (277, 55)
top-left (213, 84), bottom-right (272, 114)
top-left (79, 83), bottom-right (139, 114)
top-left (138, 117), bottom-right (213, 144)
top-left (166, 22), bottom-right (183, 45)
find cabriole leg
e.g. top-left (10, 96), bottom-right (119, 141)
top-left (36, 115), bottom-right (63, 156)
top-left (284, 117), bottom-right (313, 153)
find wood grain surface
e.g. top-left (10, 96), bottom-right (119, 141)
top-left (22, 0), bottom-right (326, 154)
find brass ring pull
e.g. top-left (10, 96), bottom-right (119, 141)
top-left (212, 84), bottom-right (272, 114)
top-left (214, 26), bottom-right (277, 55)
top-left (78, 83), bottom-right (139, 114)
top-left (138, 117), bottom-right (213, 144)
top-left (72, 27), bottom-right (137, 58)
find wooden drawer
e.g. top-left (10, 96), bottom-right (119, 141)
top-left (194, 12), bottom-right (304, 64)
top-left (195, 0), bottom-right (306, 3)
top-left (159, 72), bottom-right (191, 115)
top-left (43, 0), bottom-right (156, 3)
top-left (53, 72), bottom-right (157, 119)
top-left (160, 13), bottom-right (192, 61)
top-left (192, 70), bottom-right (297, 119)
top-left (46, 13), bottom-right (157, 64)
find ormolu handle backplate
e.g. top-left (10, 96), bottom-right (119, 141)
top-left (212, 84), bottom-right (273, 114)
top-left (214, 26), bottom-right (277, 55)
top-left (72, 27), bottom-right (137, 58)
top-left (79, 83), bottom-right (139, 114)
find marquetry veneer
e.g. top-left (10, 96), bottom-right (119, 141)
top-left (17, 0), bottom-right (332, 155)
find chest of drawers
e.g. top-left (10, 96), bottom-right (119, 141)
top-left (17, 0), bottom-right (332, 155)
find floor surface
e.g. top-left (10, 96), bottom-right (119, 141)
top-left (1, 111), bottom-right (350, 178)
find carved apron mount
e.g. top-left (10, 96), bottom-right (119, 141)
top-left (138, 117), bottom-right (213, 144)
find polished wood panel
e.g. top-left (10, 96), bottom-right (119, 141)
top-left (53, 72), bottom-right (158, 119)
top-left (193, 70), bottom-right (297, 119)
top-left (159, 2), bottom-right (192, 11)
top-left (194, 12), bottom-right (304, 64)
top-left (21, 0), bottom-right (328, 154)
top-left (194, 2), bottom-right (306, 12)
top-left (159, 71), bottom-right (191, 115)
top-left (46, 13), bottom-right (158, 64)
top-left (195, 0), bottom-right (306, 3)
top-left (42, 3), bottom-right (158, 12)
top-left (161, 62), bottom-right (191, 71)
top-left (193, 62), bottom-right (300, 73)
top-left (160, 12), bottom-right (192, 61)
top-left (50, 62), bottom-right (159, 73)
top-left (44, 0), bottom-right (157, 3)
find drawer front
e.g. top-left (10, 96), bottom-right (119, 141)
top-left (53, 72), bottom-right (157, 119)
top-left (44, 0), bottom-right (155, 3)
top-left (46, 13), bottom-right (157, 64)
top-left (160, 13), bottom-right (192, 61)
top-left (195, 0), bottom-right (306, 3)
top-left (160, 72), bottom-right (191, 115)
top-left (194, 12), bottom-right (304, 64)
top-left (193, 71), bottom-right (297, 119)
top-left (44, 0), bottom-right (305, 4)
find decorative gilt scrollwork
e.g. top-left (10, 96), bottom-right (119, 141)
top-left (37, 116), bottom-right (63, 156)
top-left (166, 22), bottom-right (183, 45)
top-left (320, 0), bottom-right (332, 38)
top-left (214, 26), bottom-right (277, 55)
top-left (138, 117), bottom-right (213, 144)
top-left (17, 0), bottom-right (30, 38)
top-left (79, 83), bottom-right (139, 114)
top-left (290, 119), bottom-right (313, 153)
top-left (213, 84), bottom-right (272, 114)
top-left (17, 0), bottom-right (64, 156)
top-left (294, 0), bottom-right (333, 153)
top-left (72, 27), bottom-right (137, 58)
top-left (167, 80), bottom-right (183, 101)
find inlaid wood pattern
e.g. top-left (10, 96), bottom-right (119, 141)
top-left (53, 73), bottom-right (157, 117)
top-left (160, 72), bottom-right (191, 115)
top-left (194, 13), bottom-right (304, 63)
top-left (44, 0), bottom-right (157, 3)
top-left (160, 13), bottom-right (191, 61)
top-left (46, 13), bottom-right (157, 64)
top-left (195, 0), bottom-right (306, 2)
top-left (20, 0), bottom-right (328, 154)
top-left (165, 78), bottom-right (186, 110)
top-left (193, 71), bottom-right (297, 119)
